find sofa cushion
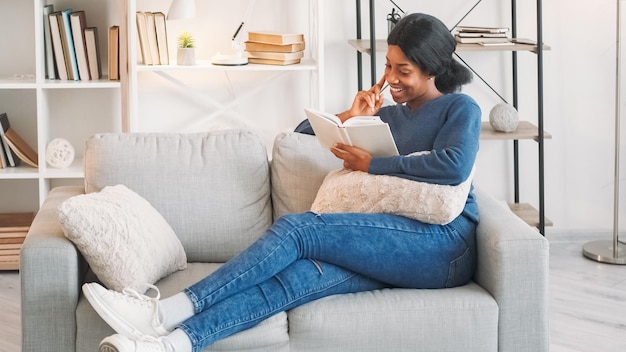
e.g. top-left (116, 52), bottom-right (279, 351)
top-left (57, 184), bottom-right (187, 293)
top-left (83, 131), bottom-right (273, 262)
top-left (270, 131), bottom-right (342, 219)
top-left (76, 263), bottom-right (289, 352)
top-left (287, 283), bottom-right (498, 352)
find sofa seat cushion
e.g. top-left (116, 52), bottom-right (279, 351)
top-left (76, 263), bottom-right (289, 352)
top-left (287, 282), bottom-right (498, 352)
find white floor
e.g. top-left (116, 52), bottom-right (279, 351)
top-left (1, 231), bottom-right (625, 351)
top-left (548, 231), bottom-right (626, 351)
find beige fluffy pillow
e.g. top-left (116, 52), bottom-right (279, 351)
top-left (311, 167), bottom-right (474, 225)
top-left (57, 184), bottom-right (187, 292)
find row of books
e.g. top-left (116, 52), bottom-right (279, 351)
top-left (136, 11), bottom-right (169, 65)
top-left (0, 113), bottom-right (38, 169)
top-left (453, 25), bottom-right (511, 45)
top-left (244, 31), bottom-right (305, 66)
top-left (44, 5), bottom-right (102, 81)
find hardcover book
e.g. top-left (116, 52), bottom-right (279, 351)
top-left (0, 113), bottom-right (37, 168)
top-left (70, 10), bottom-right (91, 80)
top-left (304, 108), bottom-right (399, 157)
top-left (84, 27), bottom-right (101, 79)
top-left (247, 31), bottom-right (304, 45)
top-left (244, 41), bottom-right (305, 53)
top-left (48, 12), bottom-right (68, 80)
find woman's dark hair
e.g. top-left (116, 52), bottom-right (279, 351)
top-left (387, 13), bottom-right (472, 93)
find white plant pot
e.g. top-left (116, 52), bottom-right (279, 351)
top-left (177, 48), bottom-right (195, 66)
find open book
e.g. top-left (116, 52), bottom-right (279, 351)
top-left (304, 108), bottom-right (399, 157)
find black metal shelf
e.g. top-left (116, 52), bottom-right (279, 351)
top-left (352, 0), bottom-right (547, 234)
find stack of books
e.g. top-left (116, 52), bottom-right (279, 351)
top-left (454, 26), bottom-right (511, 46)
top-left (136, 11), bottom-right (169, 66)
top-left (244, 31), bottom-right (305, 65)
top-left (44, 5), bottom-right (103, 81)
top-left (0, 113), bottom-right (38, 169)
top-left (0, 212), bottom-right (34, 270)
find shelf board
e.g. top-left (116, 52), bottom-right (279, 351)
top-left (509, 203), bottom-right (553, 228)
top-left (0, 76), bottom-right (37, 89)
top-left (136, 59), bottom-right (319, 72)
top-left (348, 39), bottom-right (550, 55)
top-left (42, 78), bottom-right (121, 89)
top-left (480, 121), bottom-right (551, 141)
top-left (0, 166), bottom-right (39, 180)
top-left (41, 158), bottom-right (84, 179)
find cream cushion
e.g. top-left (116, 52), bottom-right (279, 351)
top-left (310, 152), bottom-right (474, 225)
top-left (57, 184), bottom-right (187, 292)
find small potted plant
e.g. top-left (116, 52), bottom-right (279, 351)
top-left (177, 31), bottom-right (195, 66)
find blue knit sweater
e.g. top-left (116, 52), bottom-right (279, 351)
top-left (297, 93), bottom-right (481, 223)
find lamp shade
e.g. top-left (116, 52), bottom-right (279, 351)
top-left (168, 0), bottom-right (196, 20)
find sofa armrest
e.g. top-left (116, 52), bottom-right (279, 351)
top-left (20, 186), bottom-right (87, 352)
top-left (473, 188), bottom-right (550, 352)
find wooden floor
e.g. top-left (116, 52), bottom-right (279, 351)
top-left (1, 231), bottom-right (625, 351)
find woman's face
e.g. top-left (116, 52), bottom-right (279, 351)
top-left (384, 45), bottom-right (439, 110)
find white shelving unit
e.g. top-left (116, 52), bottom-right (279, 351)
top-left (0, 0), bottom-right (125, 213)
top-left (125, 0), bottom-right (324, 137)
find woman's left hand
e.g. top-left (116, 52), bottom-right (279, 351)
top-left (330, 143), bottom-right (372, 172)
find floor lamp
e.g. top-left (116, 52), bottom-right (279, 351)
top-left (583, 0), bottom-right (626, 264)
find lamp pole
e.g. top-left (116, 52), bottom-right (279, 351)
top-left (583, 0), bottom-right (626, 264)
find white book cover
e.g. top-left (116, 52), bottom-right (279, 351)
top-left (304, 108), bottom-right (399, 157)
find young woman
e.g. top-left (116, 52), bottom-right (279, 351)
top-left (85, 13), bottom-right (481, 352)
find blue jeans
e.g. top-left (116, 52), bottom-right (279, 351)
top-left (179, 212), bottom-right (476, 351)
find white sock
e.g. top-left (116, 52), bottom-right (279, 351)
top-left (165, 329), bottom-right (193, 352)
top-left (160, 292), bottom-right (195, 331)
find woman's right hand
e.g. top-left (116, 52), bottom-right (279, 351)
top-left (337, 76), bottom-right (387, 122)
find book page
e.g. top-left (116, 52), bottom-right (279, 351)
top-left (304, 108), bottom-right (398, 157)
top-left (304, 108), bottom-right (347, 150)
top-left (344, 124), bottom-right (399, 157)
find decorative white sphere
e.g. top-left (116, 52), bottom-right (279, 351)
top-left (489, 103), bottom-right (519, 132)
top-left (46, 138), bottom-right (75, 168)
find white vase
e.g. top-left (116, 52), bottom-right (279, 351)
top-left (177, 48), bottom-right (195, 66)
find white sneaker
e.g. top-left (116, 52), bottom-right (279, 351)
top-left (83, 283), bottom-right (170, 338)
top-left (99, 334), bottom-right (175, 352)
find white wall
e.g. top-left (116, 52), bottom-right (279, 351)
top-left (142, 0), bottom-right (626, 234)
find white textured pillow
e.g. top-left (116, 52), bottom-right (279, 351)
top-left (57, 184), bottom-right (187, 292)
top-left (311, 167), bottom-right (474, 225)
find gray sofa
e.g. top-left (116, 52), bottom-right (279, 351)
top-left (21, 130), bottom-right (549, 352)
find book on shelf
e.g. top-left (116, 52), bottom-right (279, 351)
top-left (108, 26), bottom-right (120, 81)
top-left (153, 12), bottom-right (169, 65)
top-left (84, 27), bottom-right (102, 79)
top-left (48, 12), bottom-right (69, 80)
top-left (243, 41), bottom-right (305, 53)
top-left (60, 9), bottom-right (80, 80)
top-left (70, 10), bottom-right (91, 80)
top-left (248, 57), bottom-right (301, 66)
top-left (136, 11), bottom-right (152, 65)
top-left (455, 36), bottom-right (511, 44)
top-left (0, 136), bottom-right (20, 168)
top-left (454, 25), bottom-right (509, 34)
top-left (0, 113), bottom-right (37, 168)
top-left (247, 31), bottom-right (304, 45)
top-left (43, 4), bottom-right (57, 80)
top-left (145, 12), bottom-right (160, 65)
top-left (455, 31), bottom-right (507, 39)
top-left (246, 50), bottom-right (304, 61)
top-left (304, 108), bottom-right (399, 157)
top-left (0, 124), bottom-right (19, 168)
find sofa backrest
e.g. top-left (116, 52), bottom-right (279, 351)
top-left (270, 131), bottom-right (342, 218)
top-left (83, 131), bottom-right (273, 263)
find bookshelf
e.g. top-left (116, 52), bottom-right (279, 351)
top-left (351, 0), bottom-right (550, 233)
top-left (0, 0), bottom-right (125, 216)
top-left (125, 0), bottom-right (324, 137)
